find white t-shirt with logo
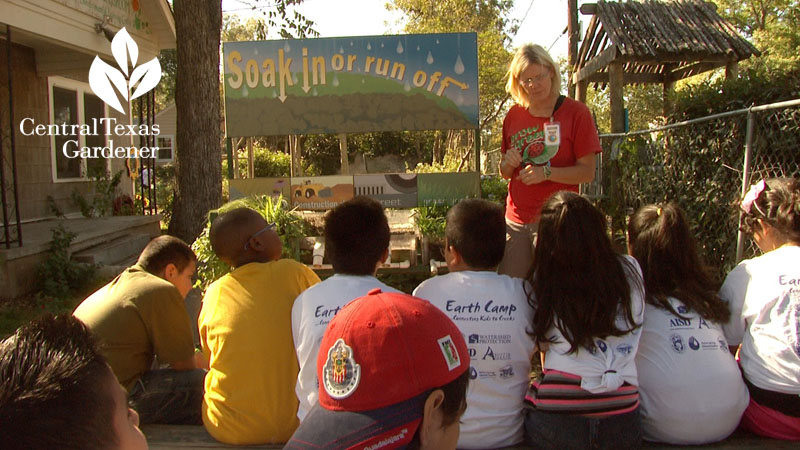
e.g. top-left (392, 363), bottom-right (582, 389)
top-left (542, 256), bottom-right (645, 393)
top-left (636, 297), bottom-right (749, 444)
top-left (413, 271), bottom-right (535, 449)
top-left (291, 274), bottom-right (401, 421)
top-left (720, 245), bottom-right (800, 394)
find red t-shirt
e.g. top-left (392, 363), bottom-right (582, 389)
top-left (501, 98), bottom-right (602, 224)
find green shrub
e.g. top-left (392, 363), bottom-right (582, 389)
top-left (480, 175), bottom-right (508, 205)
top-left (36, 224), bottom-right (97, 306)
top-left (412, 204), bottom-right (449, 244)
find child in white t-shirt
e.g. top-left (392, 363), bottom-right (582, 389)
top-left (414, 198), bottom-right (535, 449)
top-left (720, 177), bottom-right (800, 440)
top-left (291, 197), bottom-right (400, 421)
top-left (628, 202), bottom-right (748, 444)
top-left (524, 192), bottom-right (645, 450)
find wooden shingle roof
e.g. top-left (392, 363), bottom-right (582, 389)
top-left (575, 0), bottom-right (760, 85)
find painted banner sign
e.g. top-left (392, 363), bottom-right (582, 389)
top-left (223, 33), bottom-right (479, 137)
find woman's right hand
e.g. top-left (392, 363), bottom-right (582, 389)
top-left (502, 148), bottom-right (522, 170)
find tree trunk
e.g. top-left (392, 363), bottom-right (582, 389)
top-left (168, 0), bottom-right (222, 244)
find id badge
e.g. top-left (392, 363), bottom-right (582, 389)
top-left (544, 123), bottom-right (561, 147)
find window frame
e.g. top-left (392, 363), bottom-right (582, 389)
top-left (48, 76), bottom-right (110, 183)
top-left (156, 134), bottom-right (175, 163)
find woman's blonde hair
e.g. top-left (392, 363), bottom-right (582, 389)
top-left (505, 44), bottom-right (561, 108)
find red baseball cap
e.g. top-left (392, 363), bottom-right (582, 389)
top-left (285, 289), bottom-right (469, 450)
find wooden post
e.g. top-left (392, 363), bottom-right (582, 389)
top-left (663, 79), bottom-right (674, 118)
top-left (247, 137), bottom-right (254, 179)
top-left (231, 139), bottom-right (239, 179)
top-left (338, 133), bottom-right (349, 175)
top-left (567, 0), bottom-right (579, 98)
top-left (609, 61), bottom-right (625, 133)
top-left (576, 79), bottom-right (589, 104)
top-left (725, 61), bottom-right (739, 80)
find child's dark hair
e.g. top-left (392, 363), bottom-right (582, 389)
top-left (740, 177), bottom-right (800, 245)
top-left (407, 368), bottom-right (470, 449)
top-left (324, 196), bottom-right (390, 275)
top-left (0, 314), bottom-right (118, 450)
top-left (628, 203), bottom-right (730, 323)
top-left (138, 235), bottom-right (196, 275)
top-left (529, 191), bottom-right (642, 353)
top-left (446, 198), bottom-right (505, 269)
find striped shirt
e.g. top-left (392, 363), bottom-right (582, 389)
top-left (525, 369), bottom-right (639, 417)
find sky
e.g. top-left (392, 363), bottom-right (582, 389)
top-left (220, 0), bottom-right (575, 61)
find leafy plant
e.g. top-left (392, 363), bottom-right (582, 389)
top-left (191, 195), bottom-right (315, 292)
top-left (412, 204), bottom-right (449, 244)
top-left (71, 170), bottom-right (124, 218)
top-left (36, 224), bottom-right (97, 306)
top-left (480, 174), bottom-right (508, 205)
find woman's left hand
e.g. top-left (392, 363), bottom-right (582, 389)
top-left (518, 164), bottom-right (547, 185)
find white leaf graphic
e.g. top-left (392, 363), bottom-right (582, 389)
top-left (129, 58), bottom-right (162, 101)
top-left (111, 27), bottom-right (138, 76)
top-left (88, 56), bottom-right (128, 114)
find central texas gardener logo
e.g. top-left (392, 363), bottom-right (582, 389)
top-left (89, 27), bottom-right (162, 115)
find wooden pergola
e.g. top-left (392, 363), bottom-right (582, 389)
top-left (573, 0), bottom-right (760, 132)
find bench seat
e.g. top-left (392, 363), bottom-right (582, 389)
top-left (142, 425), bottom-right (796, 449)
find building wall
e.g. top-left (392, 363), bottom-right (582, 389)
top-left (1, 41), bottom-right (133, 221)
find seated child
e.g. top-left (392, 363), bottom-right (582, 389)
top-left (285, 289), bottom-right (470, 450)
top-left (74, 235), bottom-right (204, 425)
top-left (720, 177), bottom-right (800, 440)
top-left (524, 192), bottom-right (645, 450)
top-left (198, 207), bottom-right (320, 444)
top-left (0, 314), bottom-right (147, 450)
top-left (292, 196), bottom-right (401, 421)
top-left (628, 203), bottom-right (748, 444)
top-left (413, 198), bottom-right (535, 449)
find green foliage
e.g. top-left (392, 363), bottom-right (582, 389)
top-left (46, 195), bottom-right (65, 218)
top-left (155, 164), bottom-right (176, 226)
top-left (70, 171), bottom-right (124, 218)
top-left (36, 224), bottom-right (97, 306)
top-left (191, 195), bottom-right (316, 292)
top-left (601, 67), bottom-right (800, 277)
top-left (480, 174), bottom-right (508, 205)
top-left (412, 204), bottom-right (449, 244)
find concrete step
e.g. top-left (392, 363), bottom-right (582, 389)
top-left (73, 233), bottom-right (151, 266)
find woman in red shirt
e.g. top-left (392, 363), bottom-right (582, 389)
top-left (498, 44), bottom-right (602, 278)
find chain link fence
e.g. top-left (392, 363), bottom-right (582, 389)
top-left (591, 98), bottom-right (800, 279)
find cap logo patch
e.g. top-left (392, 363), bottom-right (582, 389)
top-left (323, 338), bottom-right (361, 399)
top-left (437, 335), bottom-right (461, 371)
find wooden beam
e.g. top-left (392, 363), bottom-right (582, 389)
top-left (584, 72), bottom-right (663, 85)
top-left (609, 61), bottom-right (625, 133)
top-left (668, 61), bottom-right (724, 82)
top-left (573, 46), bottom-right (618, 83)
top-left (580, 3), bottom-right (597, 15)
top-left (338, 133), bottom-right (349, 175)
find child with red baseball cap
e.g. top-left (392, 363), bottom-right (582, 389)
top-left (285, 288), bottom-right (470, 450)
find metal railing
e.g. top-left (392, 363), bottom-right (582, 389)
top-left (595, 98), bottom-right (800, 276)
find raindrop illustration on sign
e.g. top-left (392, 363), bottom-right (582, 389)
top-left (332, 74), bottom-right (339, 87)
top-left (350, 41), bottom-right (354, 46)
top-left (416, 46), bottom-right (420, 51)
top-left (396, 41), bottom-right (404, 54)
top-left (367, 43), bottom-right (372, 50)
top-left (242, 86), bottom-right (248, 97)
top-left (339, 47), bottom-right (344, 54)
top-left (284, 42), bottom-right (291, 52)
top-left (404, 81), bottom-right (411, 92)
top-left (454, 55), bottom-right (465, 75)
top-left (427, 51), bottom-right (434, 64)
